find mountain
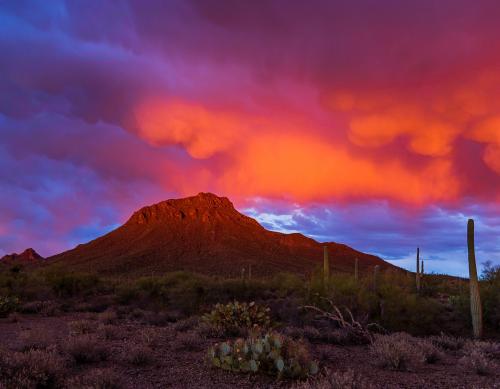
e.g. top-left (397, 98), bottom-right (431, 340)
top-left (1, 248), bottom-right (44, 264)
top-left (48, 193), bottom-right (398, 277)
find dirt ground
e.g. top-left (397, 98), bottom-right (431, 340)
top-left (1, 312), bottom-right (499, 389)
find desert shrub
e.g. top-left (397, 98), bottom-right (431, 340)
top-left (430, 333), bottom-right (465, 352)
top-left (371, 332), bottom-right (442, 367)
top-left (302, 301), bottom-right (377, 345)
top-left (19, 329), bottom-right (53, 351)
top-left (66, 368), bottom-right (122, 389)
top-left (209, 332), bottom-right (318, 379)
top-left (173, 331), bottom-right (204, 351)
top-left (266, 297), bottom-right (306, 327)
top-left (196, 321), bottom-right (224, 339)
top-left (69, 320), bottom-right (97, 335)
top-left (125, 344), bottom-right (154, 366)
top-left (376, 284), bottom-right (444, 335)
top-left (0, 295), bottom-right (20, 317)
top-left (416, 338), bottom-right (442, 364)
top-left (137, 327), bottom-right (160, 346)
top-left (97, 310), bottom-right (117, 325)
top-left (8, 312), bottom-right (21, 322)
top-left (269, 273), bottom-right (305, 297)
top-left (113, 282), bottom-right (140, 305)
top-left (0, 347), bottom-right (65, 388)
top-left (283, 326), bottom-right (321, 341)
top-left (464, 340), bottom-right (500, 361)
top-left (480, 262), bottom-right (500, 330)
top-left (45, 272), bottom-right (100, 298)
top-left (99, 324), bottom-right (127, 341)
top-left (65, 335), bottom-right (108, 364)
top-left (203, 301), bottom-right (271, 336)
top-left (139, 272), bottom-right (207, 313)
top-left (141, 310), bottom-right (174, 326)
top-left (173, 316), bottom-right (199, 332)
top-left (460, 348), bottom-right (494, 375)
top-left (21, 300), bottom-right (60, 316)
top-left (293, 368), bottom-right (374, 389)
top-left (370, 333), bottom-right (423, 371)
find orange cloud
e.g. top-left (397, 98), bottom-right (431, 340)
top-left (134, 99), bottom-right (463, 203)
top-left (134, 99), bottom-right (243, 159)
top-left (222, 133), bottom-right (459, 203)
top-left (468, 116), bottom-right (500, 174)
top-left (349, 108), bottom-right (460, 157)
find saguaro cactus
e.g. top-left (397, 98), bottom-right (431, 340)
top-left (354, 257), bottom-right (359, 282)
top-left (416, 247), bottom-right (421, 292)
top-left (323, 246), bottom-right (330, 287)
top-left (467, 219), bottom-right (483, 339)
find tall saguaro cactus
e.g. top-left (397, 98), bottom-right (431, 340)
top-left (416, 247), bottom-right (421, 292)
top-left (323, 246), bottom-right (330, 287)
top-left (354, 257), bottom-right (359, 282)
top-left (467, 219), bottom-right (483, 339)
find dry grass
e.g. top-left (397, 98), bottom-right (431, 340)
top-left (293, 368), bottom-right (374, 389)
top-left (460, 349), bottom-right (495, 375)
top-left (69, 319), bottom-right (98, 335)
top-left (0, 347), bottom-right (66, 388)
top-left (64, 335), bottom-right (109, 364)
top-left (125, 344), bottom-right (154, 366)
top-left (430, 333), bottom-right (465, 352)
top-left (172, 331), bottom-right (203, 351)
top-left (66, 368), bottom-right (123, 388)
top-left (98, 310), bottom-right (118, 325)
top-left (19, 329), bottom-right (52, 351)
top-left (370, 333), bottom-right (423, 371)
top-left (99, 324), bottom-right (128, 341)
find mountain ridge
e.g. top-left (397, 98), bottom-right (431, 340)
top-left (48, 192), bottom-right (399, 277)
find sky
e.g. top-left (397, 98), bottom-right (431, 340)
top-left (1, 0), bottom-right (500, 277)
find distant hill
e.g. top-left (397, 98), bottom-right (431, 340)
top-left (1, 248), bottom-right (44, 264)
top-left (48, 192), bottom-right (399, 277)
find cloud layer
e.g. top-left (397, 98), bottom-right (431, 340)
top-left (1, 1), bottom-right (500, 275)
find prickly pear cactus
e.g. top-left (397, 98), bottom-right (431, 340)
top-left (208, 332), bottom-right (318, 379)
top-left (203, 301), bottom-right (271, 336)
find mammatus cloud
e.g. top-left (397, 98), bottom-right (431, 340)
top-left (0, 1), bottom-right (499, 274)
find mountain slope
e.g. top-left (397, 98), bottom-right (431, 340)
top-left (48, 193), bottom-right (398, 277)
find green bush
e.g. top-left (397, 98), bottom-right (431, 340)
top-left (203, 301), bottom-right (271, 336)
top-left (209, 332), bottom-right (318, 379)
top-left (481, 262), bottom-right (500, 331)
top-left (0, 296), bottom-right (19, 317)
top-left (45, 272), bottom-right (101, 297)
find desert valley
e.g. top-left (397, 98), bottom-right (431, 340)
top-left (0, 193), bottom-right (499, 388)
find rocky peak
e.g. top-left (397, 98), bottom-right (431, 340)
top-left (1, 248), bottom-right (44, 262)
top-left (126, 192), bottom-right (239, 225)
